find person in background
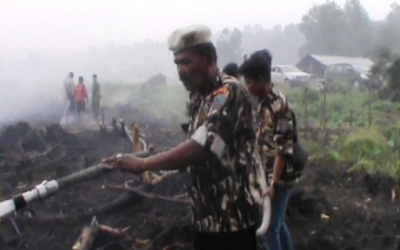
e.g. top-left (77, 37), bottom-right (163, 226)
top-left (222, 62), bottom-right (239, 78)
top-left (74, 76), bottom-right (89, 118)
top-left (240, 49), bottom-right (296, 250)
top-left (63, 72), bottom-right (75, 113)
top-left (91, 74), bottom-right (101, 119)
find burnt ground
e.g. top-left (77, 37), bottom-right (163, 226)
top-left (0, 106), bottom-right (399, 250)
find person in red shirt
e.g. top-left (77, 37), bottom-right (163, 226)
top-left (74, 76), bottom-right (89, 117)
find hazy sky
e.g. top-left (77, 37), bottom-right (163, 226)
top-left (1, 0), bottom-right (398, 59)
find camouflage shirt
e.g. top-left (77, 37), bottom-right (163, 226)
top-left (186, 72), bottom-right (265, 233)
top-left (255, 86), bottom-right (296, 181)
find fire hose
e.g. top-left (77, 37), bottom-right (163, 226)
top-left (0, 150), bottom-right (154, 220)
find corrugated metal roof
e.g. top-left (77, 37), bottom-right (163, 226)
top-left (309, 54), bottom-right (374, 68)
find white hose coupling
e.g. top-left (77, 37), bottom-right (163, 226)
top-left (35, 180), bottom-right (59, 199)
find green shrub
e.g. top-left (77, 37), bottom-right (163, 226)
top-left (372, 100), bottom-right (400, 113)
top-left (384, 125), bottom-right (400, 152)
top-left (310, 128), bottom-right (400, 180)
top-left (326, 81), bottom-right (353, 95)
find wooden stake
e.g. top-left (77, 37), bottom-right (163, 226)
top-left (101, 112), bottom-right (105, 128)
top-left (368, 87), bottom-right (372, 128)
top-left (323, 88), bottom-right (328, 145)
top-left (323, 89), bottom-right (327, 132)
top-left (132, 123), bottom-right (142, 152)
top-left (320, 98), bottom-right (323, 128)
top-left (304, 86), bottom-right (309, 129)
top-left (132, 123), bottom-right (152, 184)
top-left (350, 110), bottom-right (353, 128)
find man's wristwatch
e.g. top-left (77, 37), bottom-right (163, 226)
top-left (116, 153), bottom-right (124, 169)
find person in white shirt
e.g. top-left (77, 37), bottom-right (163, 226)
top-left (64, 72), bottom-right (75, 113)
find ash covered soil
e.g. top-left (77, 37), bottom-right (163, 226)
top-left (0, 106), bottom-right (399, 250)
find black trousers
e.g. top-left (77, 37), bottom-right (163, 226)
top-left (76, 101), bottom-right (85, 117)
top-left (92, 98), bottom-right (100, 118)
top-left (194, 226), bottom-right (257, 250)
top-left (67, 94), bottom-right (75, 111)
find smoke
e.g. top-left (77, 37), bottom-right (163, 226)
top-left (0, 47), bottom-right (184, 128)
top-left (0, 55), bottom-right (65, 126)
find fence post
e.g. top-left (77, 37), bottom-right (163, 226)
top-left (323, 89), bottom-right (327, 132)
top-left (319, 82), bottom-right (328, 146)
top-left (349, 109), bottom-right (353, 128)
top-left (304, 86), bottom-right (309, 128)
top-left (320, 97), bottom-right (324, 128)
top-left (319, 83), bottom-right (325, 128)
top-left (368, 87), bottom-right (372, 128)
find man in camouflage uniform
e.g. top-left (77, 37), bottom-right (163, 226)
top-left (222, 62), bottom-right (239, 78)
top-left (240, 50), bottom-right (295, 250)
top-left (103, 25), bottom-right (266, 250)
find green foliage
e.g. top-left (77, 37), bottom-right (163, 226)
top-left (98, 81), bottom-right (400, 180)
top-left (326, 81), bottom-right (354, 95)
top-left (372, 100), bottom-right (400, 113)
top-left (300, 0), bottom-right (348, 55)
top-left (369, 47), bottom-right (400, 102)
top-left (280, 82), bottom-right (400, 180)
top-left (375, 3), bottom-right (400, 52)
top-left (384, 125), bottom-right (400, 152)
top-left (300, 0), bottom-right (400, 56)
top-left (311, 127), bottom-right (400, 180)
top-left (304, 88), bottom-right (320, 103)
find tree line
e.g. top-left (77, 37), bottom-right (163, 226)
top-left (1, 0), bottom-right (399, 92)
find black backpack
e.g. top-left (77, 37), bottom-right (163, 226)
top-left (290, 111), bottom-right (308, 179)
top-left (263, 101), bottom-right (308, 181)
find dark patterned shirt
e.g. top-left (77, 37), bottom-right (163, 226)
top-left (92, 81), bottom-right (100, 100)
top-left (255, 86), bottom-right (296, 181)
top-left (186, 72), bottom-right (265, 233)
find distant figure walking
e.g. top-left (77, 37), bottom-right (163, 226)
top-left (74, 76), bottom-right (89, 118)
top-left (91, 74), bottom-right (101, 119)
top-left (63, 72), bottom-right (75, 113)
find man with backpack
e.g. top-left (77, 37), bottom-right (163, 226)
top-left (240, 50), bottom-right (306, 250)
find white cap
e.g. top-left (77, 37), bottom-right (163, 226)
top-left (167, 24), bottom-right (213, 54)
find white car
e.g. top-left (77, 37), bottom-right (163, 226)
top-left (271, 65), bottom-right (311, 87)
